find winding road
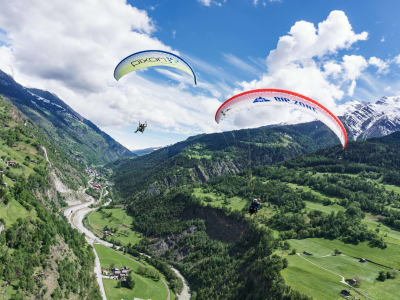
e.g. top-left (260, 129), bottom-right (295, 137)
top-left (64, 183), bottom-right (190, 300)
top-left (43, 142), bottom-right (191, 300)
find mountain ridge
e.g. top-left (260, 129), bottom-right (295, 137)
top-left (0, 69), bottom-right (134, 165)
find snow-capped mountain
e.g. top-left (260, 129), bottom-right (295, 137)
top-left (341, 96), bottom-right (400, 141)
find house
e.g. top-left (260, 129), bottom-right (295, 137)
top-left (340, 290), bottom-right (351, 296)
top-left (346, 278), bottom-right (357, 285)
top-left (6, 161), bottom-right (16, 167)
top-left (303, 251), bottom-right (312, 256)
top-left (90, 182), bottom-right (101, 189)
top-left (359, 258), bottom-right (367, 263)
top-left (102, 269), bottom-right (109, 276)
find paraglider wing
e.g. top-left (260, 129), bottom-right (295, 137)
top-left (215, 89), bottom-right (347, 148)
top-left (114, 50), bottom-right (197, 85)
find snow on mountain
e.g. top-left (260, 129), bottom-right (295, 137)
top-left (341, 96), bottom-right (400, 141)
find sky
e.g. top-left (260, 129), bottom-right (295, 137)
top-left (0, 0), bottom-right (400, 150)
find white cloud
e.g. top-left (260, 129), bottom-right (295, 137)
top-left (222, 53), bottom-right (259, 74)
top-left (324, 61), bottom-right (342, 78)
top-left (253, 0), bottom-right (259, 6)
top-left (381, 36), bottom-right (385, 43)
top-left (368, 56), bottom-right (389, 74)
top-left (267, 10), bottom-right (368, 71)
top-left (198, 0), bottom-right (212, 6)
top-left (231, 10), bottom-right (371, 128)
top-left (394, 54), bottom-right (400, 66)
top-left (342, 55), bottom-right (368, 80)
top-left (197, 0), bottom-right (225, 7)
top-left (0, 0), bottom-right (224, 148)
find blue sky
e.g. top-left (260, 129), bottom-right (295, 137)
top-left (1, 0), bottom-right (400, 149)
top-left (130, 0), bottom-right (400, 101)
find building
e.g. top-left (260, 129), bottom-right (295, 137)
top-left (6, 161), bottom-right (16, 167)
top-left (90, 182), bottom-right (101, 189)
top-left (340, 290), bottom-right (351, 296)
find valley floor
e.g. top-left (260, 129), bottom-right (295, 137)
top-left (64, 184), bottom-right (189, 300)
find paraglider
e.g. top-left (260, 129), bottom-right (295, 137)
top-left (135, 121), bottom-right (147, 133)
top-left (114, 50), bottom-right (197, 85)
top-left (249, 198), bottom-right (261, 216)
top-left (215, 89), bottom-right (347, 148)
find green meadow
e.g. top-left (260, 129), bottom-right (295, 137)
top-left (94, 244), bottom-right (172, 300)
top-left (86, 208), bottom-right (142, 246)
top-left (0, 199), bottom-right (37, 226)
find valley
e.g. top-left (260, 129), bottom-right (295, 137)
top-left (2, 70), bottom-right (400, 299)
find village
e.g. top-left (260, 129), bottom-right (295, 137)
top-left (102, 266), bottom-right (131, 281)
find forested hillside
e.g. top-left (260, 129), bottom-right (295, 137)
top-left (0, 70), bottom-right (133, 165)
top-left (114, 132), bottom-right (400, 299)
top-left (112, 121), bottom-right (339, 198)
top-left (0, 96), bottom-right (101, 299)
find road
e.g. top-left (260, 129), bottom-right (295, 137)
top-left (171, 267), bottom-right (191, 300)
top-left (64, 188), bottom-right (108, 300)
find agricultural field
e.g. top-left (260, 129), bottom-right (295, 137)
top-left (86, 208), bottom-right (142, 246)
top-left (94, 244), bottom-right (172, 300)
top-left (283, 238), bottom-right (400, 299)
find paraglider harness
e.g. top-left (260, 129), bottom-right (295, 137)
top-left (135, 121), bottom-right (147, 133)
top-left (249, 198), bottom-right (261, 215)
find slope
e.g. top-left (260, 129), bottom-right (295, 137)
top-left (0, 96), bottom-right (101, 299)
top-left (112, 121), bottom-right (339, 198)
top-left (111, 131), bottom-right (400, 299)
top-left (0, 69), bottom-right (133, 165)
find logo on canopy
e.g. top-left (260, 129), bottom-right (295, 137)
top-left (253, 97), bottom-right (271, 103)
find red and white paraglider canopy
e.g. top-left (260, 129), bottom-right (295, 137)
top-left (215, 89), bottom-right (347, 148)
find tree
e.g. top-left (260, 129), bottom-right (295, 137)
top-left (377, 271), bottom-right (387, 281)
top-left (126, 270), bottom-right (135, 289)
top-left (334, 249), bottom-right (341, 255)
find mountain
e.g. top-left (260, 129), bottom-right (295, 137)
top-left (111, 95), bottom-right (400, 198)
top-left (342, 96), bottom-right (400, 141)
top-left (121, 131), bottom-right (400, 300)
top-left (0, 69), bottom-right (133, 165)
top-left (0, 96), bottom-right (101, 299)
top-left (131, 146), bottom-right (163, 156)
top-left (111, 121), bottom-right (340, 198)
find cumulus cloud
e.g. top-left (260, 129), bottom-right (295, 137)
top-left (235, 10), bottom-right (368, 125)
top-left (394, 54), bottom-right (400, 66)
top-left (216, 10), bottom-right (379, 130)
top-left (324, 61), bottom-right (342, 78)
top-left (267, 10), bottom-right (368, 71)
top-left (368, 56), bottom-right (389, 74)
top-left (0, 0), bottom-right (223, 148)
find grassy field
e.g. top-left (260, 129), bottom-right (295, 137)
top-left (94, 244), bottom-right (172, 300)
top-left (283, 237), bottom-right (400, 299)
top-left (0, 199), bottom-right (37, 226)
top-left (304, 201), bottom-right (344, 214)
top-left (86, 208), bottom-right (142, 246)
top-left (289, 238), bottom-right (400, 269)
top-left (193, 187), bottom-right (248, 211)
top-left (286, 182), bottom-right (342, 204)
top-left (282, 253), bottom-right (346, 300)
